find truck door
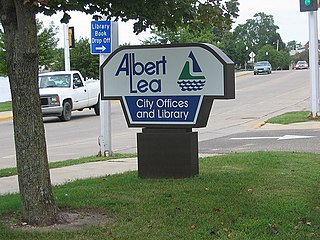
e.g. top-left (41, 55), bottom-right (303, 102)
top-left (72, 73), bottom-right (89, 109)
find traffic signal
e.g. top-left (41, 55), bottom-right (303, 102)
top-left (300, 0), bottom-right (318, 12)
top-left (68, 27), bottom-right (75, 48)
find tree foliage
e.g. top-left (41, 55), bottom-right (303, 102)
top-left (38, 0), bottom-right (198, 33)
top-left (256, 45), bottom-right (291, 70)
top-left (37, 20), bottom-right (59, 68)
top-left (229, 12), bottom-right (289, 68)
top-left (0, 19), bottom-right (59, 75)
top-left (51, 38), bottom-right (100, 79)
top-left (142, 0), bottom-right (239, 45)
top-left (233, 12), bottom-right (285, 53)
top-left (0, 29), bottom-right (5, 75)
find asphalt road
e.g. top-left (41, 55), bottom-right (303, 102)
top-left (0, 69), bottom-right (317, 169)
top-left (200, 126), bottom-right (320, 154)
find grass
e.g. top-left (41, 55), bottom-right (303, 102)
top-left (0, 101), bottom-right (12, 112)
top-left (1, 151), bottom-right (320, 239)
top-left (266, 111), bottom-right (311, 124)
top-left (0, 153), bottom-right (136, 178)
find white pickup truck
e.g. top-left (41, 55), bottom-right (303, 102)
top-left (39, 70), bottom-right (100, 121)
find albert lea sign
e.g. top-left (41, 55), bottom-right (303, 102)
top-left (101, 43), bottom-right (235, 128)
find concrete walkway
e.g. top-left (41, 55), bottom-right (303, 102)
top-left (0, 158), bottom-right (138, 195)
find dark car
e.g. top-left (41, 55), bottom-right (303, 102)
top-left (253, 61), bottom-right (272, 75)
top-left (295, 61), bottom-right (309, 69)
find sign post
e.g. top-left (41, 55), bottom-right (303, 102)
top-left (92, 20), bottom-right (118, 156)
top-left (308, 11), bottom-right (320, 117)
top-left (101, 43), bottom-right (235, 178)
top-left (300, 0), bottom-right (320, 117)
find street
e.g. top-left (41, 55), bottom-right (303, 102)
top-left (0, 69), bottom-right (318, 169)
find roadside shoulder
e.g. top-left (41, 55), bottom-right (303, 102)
top-left (0, 111), bottom-right (13, 121)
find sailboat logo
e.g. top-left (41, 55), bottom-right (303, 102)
top-left (177, 51), bottom-right (206, 91)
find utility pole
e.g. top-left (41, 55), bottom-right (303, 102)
top-left (308, 11), bottom-right (320, 117)
top-left (300, 0), bottom-right (320, 117)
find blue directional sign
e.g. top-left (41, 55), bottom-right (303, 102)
top-left (91, 20), bottom-right (111, 54)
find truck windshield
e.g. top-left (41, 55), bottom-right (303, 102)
top-left (39, 74), bottom-right (71, 88)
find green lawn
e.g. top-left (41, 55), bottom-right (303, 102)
top-left (1, 151), bottom-right (320, 239)
top-left (0, 101), bottom-right (12, 112)
top-left (266, 111), bottom-right (311, 124)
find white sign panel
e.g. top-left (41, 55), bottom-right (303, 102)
top-left (101, 43), bottom-right (234, 127)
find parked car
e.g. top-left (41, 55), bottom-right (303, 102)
top-left (254, 61), bottom-right (272, 75)
top-left (295, 60), bottom-right (309, 69)
top-left (39, 71), bottom-right (100, 121)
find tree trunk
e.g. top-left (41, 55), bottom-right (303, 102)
top-left (0, 1), bottom-right (57, 226)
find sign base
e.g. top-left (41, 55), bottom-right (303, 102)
top-left (137, 128), bottom-right (198, 179)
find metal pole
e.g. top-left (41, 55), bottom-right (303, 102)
top-left (308, 11), bottom-right (320, 117)
top-left (99, 21), bottom-right (119, 156)
top-left (63, 24), bottom-right (71, 71)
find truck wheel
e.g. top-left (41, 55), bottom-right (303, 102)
top-left (94, 99), bottom-right (100, 116)
top-left (59, 101), bottom-right (72, 121)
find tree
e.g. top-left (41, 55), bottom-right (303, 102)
top-left (142, 0), bottom-right (239, 45)
top-left (0, 0), bottom-right (201, 226)
top-left (0, 29), bottom-right (5, 75)
top-left (0, 1), bottom-right (57, 226)
top-left (37, 20), bottom-right (59, 68)
top-left (256, 44), bottom-right (292, 70)
top-left (229, 12), bottom-right (287, 68)
top-left (51, 38), bottom-right (100, 79)
top-left (0, 19), bottom-right (59, 75)
top-left (287, 40), bottom-right (299, 51)
top-left (233, 12), bottom-right (285, 53)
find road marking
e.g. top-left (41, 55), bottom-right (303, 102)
top-left (230, 135), bottom-right (316, 141)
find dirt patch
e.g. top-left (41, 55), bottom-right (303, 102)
top-left (2, 208), bottom-right (113, 232)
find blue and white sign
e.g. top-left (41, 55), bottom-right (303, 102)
top-left (101, 43), bottom-right (235, 127)
top-left (91, 20), bottom-right (111, 54)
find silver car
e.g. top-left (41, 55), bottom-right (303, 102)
top-left (254, 61), bottom-right (272, 75)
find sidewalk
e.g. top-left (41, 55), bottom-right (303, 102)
top-left (0, 158), bottom-right (138, 195)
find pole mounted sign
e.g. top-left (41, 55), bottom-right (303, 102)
top-left (91, 20), bottom-right (112, 54)
top-left (101, 43), bottom-right (235, 128)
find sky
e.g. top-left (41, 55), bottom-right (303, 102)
top-left (37, 0), bottom-right (312, 47)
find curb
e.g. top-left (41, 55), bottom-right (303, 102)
top-left (0, 116), bottom-right (13, 121)
top-left (253, 121), bottom-right (266, 129)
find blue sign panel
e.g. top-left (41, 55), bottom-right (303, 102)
top-left (125, 95), bottom-right (201, 124)
top-left (91, 20), bottom-right (111, 54)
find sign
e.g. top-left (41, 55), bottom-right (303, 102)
top-left (91, 20), bottom-right (111, 54)
top-left (101, 43), bottom-right (235, 127)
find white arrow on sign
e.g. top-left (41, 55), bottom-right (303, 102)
top-left (230, 135), bottom-right (316, 141)
top-left (96, 45), bottom-right (106, 51)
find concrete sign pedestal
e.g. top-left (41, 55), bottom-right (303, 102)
top-left (137, 128), bottom-right (198, 178)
